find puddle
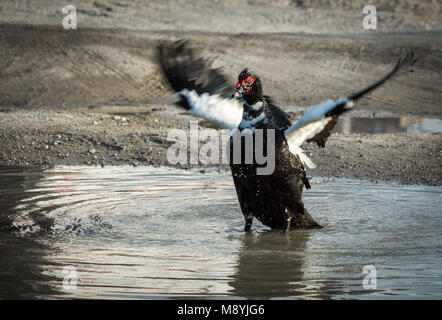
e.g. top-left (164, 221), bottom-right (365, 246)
top-left (335, 117), bottom-right (442, 134)
top-left (0, 166), bottom-right (441, 299)
top-left (286, 105), bottom-right (442, 134)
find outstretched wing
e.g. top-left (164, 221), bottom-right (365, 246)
top-left (157, 40), bottom-right (243, 129)
top-left (285, 52), bottom-right (417, 168)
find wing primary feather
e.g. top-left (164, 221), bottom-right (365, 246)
top-left (157, 40), bottom-right (243, 129)
top-left (348, 52), bottom-right (417, 101)
top-left (285, 52), bottom-right (417, 156)
top-left (157, 40), bottom-right (231, 96)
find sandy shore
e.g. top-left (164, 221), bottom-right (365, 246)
top-left (0, 1), bottom-right (441, 185)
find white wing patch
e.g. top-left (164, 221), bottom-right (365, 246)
top-left (177, 89), bottom-right (243, 129)
top-left (289, 146), bottom-right (317, 169)
top-left (284, 117), bottom-right (332, 169)
top-left (283, 97), bottom-right (351, 169)
top-left (285, 117), bottom-right (331, 148)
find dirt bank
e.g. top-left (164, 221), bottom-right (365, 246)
top-left (0, 25), bottom-right (441, 115)
top-left (0, 107), bottom-right (440, 185)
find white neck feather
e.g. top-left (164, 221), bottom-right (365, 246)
top-left (245, 101), bottom-right (263, 110)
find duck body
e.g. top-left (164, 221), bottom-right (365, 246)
top-left (228, 99), bottom-right (319, 231)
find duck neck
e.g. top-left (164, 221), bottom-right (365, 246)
top-left (243, 101), bottom-right (264, 118)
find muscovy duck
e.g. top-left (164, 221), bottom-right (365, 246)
top-left (157, 41), bottom-right (416, 231)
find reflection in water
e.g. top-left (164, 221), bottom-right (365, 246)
top-left (0, 167), bottom-right (61, 299)
top-left (230, 230), bottom-right (335, 299)
top-left (336, 117), bottom-right (442, 134)
top-left (0, 166), bottom-right (441, 299)
top-left (0, 167), bottom-right (45, 231)
top-left (0, 235), bottom-right (63, 299)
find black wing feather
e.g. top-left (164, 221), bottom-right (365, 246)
top-left (307, 52), bottom-right (417, 147)
top-left (157, 40), bottom-right (231, 109)
top-left (348, 52), bottom-right (417, 101)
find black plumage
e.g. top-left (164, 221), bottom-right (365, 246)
top-left (229, 99), bottom-right (318, 231)
top-left (157, 40), bottom-right (417, 231)
top-left (157, 41), bottom-right (233, 109)
top-left (228, 68), bottom-right (318, 231)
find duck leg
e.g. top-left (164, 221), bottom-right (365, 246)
top-left (244, 214), bottom-right (254, 232)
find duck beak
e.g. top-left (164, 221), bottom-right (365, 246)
top-left (232, 87), bottom-right (243, 99)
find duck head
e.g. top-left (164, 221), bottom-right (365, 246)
top-left (232, 68), bottom-right (263, 105)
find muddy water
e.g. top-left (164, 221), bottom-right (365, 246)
top-left (335, 117), bottom-right (442, 134)
top-left (0, 166), bottom-right (441, 299)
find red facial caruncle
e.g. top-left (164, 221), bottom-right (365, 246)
top-left (236, 76), bottom-right (256, 93)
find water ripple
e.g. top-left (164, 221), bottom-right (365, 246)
top-left (0, 166), bottom-right (441, 299)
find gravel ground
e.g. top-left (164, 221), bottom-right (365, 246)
top-left (0, 107), bottom-right (440, 185)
